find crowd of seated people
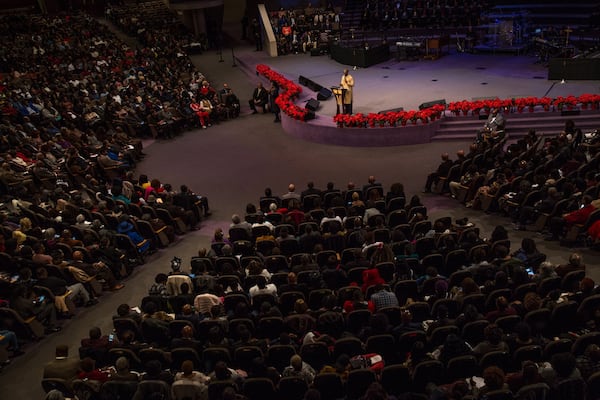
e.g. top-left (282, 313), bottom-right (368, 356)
top-left (107, 0), bottom-right (209, 52)
top-left (0, 12), bottom-right (221, 370)
top-left (270, 5), bottom-right (342, 56)
top-left (359, 0), bottom-right (492, 31)
top-left (428, 120), bottom-right (600, 250)
top-left (1, 13), bottom-right (240, 143)
top-left (41, 176), bottom-right (600, 399)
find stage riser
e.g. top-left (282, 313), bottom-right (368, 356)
top-left (433, 111), bottom-right (600, 141)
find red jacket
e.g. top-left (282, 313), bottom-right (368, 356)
top-left (564, 204), bottom-right (596, 225)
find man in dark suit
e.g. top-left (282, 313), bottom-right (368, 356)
top-left (173, 184), bottom-right (211, 219)
top-left (362, 175), bottom-right (380, 193)
top-left (301, 181), bottom-right (322, 200)
top-left (248, 82), bottom-right (268, 114)
top-left (363, 175), bottom-right (384, 201)
top-left (423, 152), bottom-right (453, 193)
top-left (43, 344), bottom-right (81, 382)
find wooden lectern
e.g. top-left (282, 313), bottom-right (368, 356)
top-left (332, 86), bottom-right (345, 115)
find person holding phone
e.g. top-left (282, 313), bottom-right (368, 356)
top-left (80, 326), bottom-right (117, 354)
top-left (10, 285), bottom-right (61, 334)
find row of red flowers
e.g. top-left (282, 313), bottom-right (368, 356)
top-left (256, 65), bottom-right (600, 127)
top-left (256, 64), bottom-right (310, 121)
top-left (332, 106), bottom-right (446, 128)
top-left (447, 94), bottom-right (600, 115)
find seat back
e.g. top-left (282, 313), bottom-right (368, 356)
top-left (133, 380), bottom-right (171, 400)
top-left (243, 378), bottom-right (276, 400)
top-left (556, 378), bottom-right (586, 400)
top-left (278, 376), bottom-right (309, 400)
top-left (461, 293), bottom-right (486, 314)
top-left (300, 342), bottom-right (330, 371)
top-left (333, 337), bottom-right (364, 360)
top-left (514, 383), bottom-right (550, 400)
top-left (479, 351), bottom-right (511, 372)
top-left (365, 334), bottom-right (396, 363)
top-left (279, 291), bottom-right (305, 315)
top-left (346, 309), bottom-right (372, 334)
top-left (256, 316), bottom-right (284, 340)
top-left (381, 365), bottom-right (410, 395)
top-left (431, 298), bottom-right (461, 319)
top-left (428, 325), bottom-right (459, 348)
top-left (412, 360), bottom-right (444, 392)
top-left (100, 380), bottom-right (138, 400)
top-left (524, 308), bottom-right (551, 336)
top-left (229, 227), bottom-right (251, 242)
top-left (72, 379), bottom-right (101, 400)
top-left (486, 312), bottom-right (519, 339)
top-left (41, 378), bottom-right (74, 398)
top-left (346, 369), bottom-right (377, 400)
top-left (313, 373), bottom-right (344, 399)
top-left (203, 347), bottom-right (232, 373)
top-left (461, 320), bottom-right (490, 346)
top-left (394, 280), bottom-right (418, 305)
top-left (587, 372), bottom-right (600, 400)
top-left (207, 380), bottom-right (237, 400)
top-left (513, 345), bottom-right (543, 366)
top-left (234, 346), bottom-right (263, 373)
top-left (446, 355), bottom-right (479, 382)
top-left (171, 347), bottom-right (202, 372)
top-left (266, 344), bottom-right (297, 373)
top-left (396, 330), bottom-right (427, 361)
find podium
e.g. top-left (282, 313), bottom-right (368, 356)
top-left (332, 86), bottom-right (345, 115)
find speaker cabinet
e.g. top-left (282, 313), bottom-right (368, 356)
top-left (298, 75), bottom-right (323, 93)
top-left (378, 107), bottom-right (404, 114)
top-left (306, 98), bottom-right (320, 112)
top-left (419, 99), bottom-right (446, 110)
top-left (299, 76), bottom-right (310, 87)
top-left (317, 88), bottom-right (332, 101)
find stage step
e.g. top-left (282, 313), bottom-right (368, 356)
top-left (432, 109), bottom-right (600, 141)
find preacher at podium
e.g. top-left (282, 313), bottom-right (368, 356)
top-left (340, 68), bottom-right (354, 115)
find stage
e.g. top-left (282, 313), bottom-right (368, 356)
top-left (235, 46), bottom-right (599, 119)
top-left (234, 46), bottom-right (600, 146)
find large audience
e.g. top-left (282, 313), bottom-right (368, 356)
top-left (38, 167), bottom-right (600, 399)
top-left (0, 9), bottom-right (218, 378)
top-left (0, 4), bottom-right (600, 400)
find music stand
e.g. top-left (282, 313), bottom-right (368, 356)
top-left (331, 86), bottom-right (345, 115)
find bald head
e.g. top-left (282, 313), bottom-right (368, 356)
top-left (288, 184), bottom-right (296, 192)
top-left (72, 251), bottom-right (83, 261)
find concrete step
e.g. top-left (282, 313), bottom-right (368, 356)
top-left (432, 109), bottom-right (600, 141)
top-left (436, 120), bottom-right (600, 133)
